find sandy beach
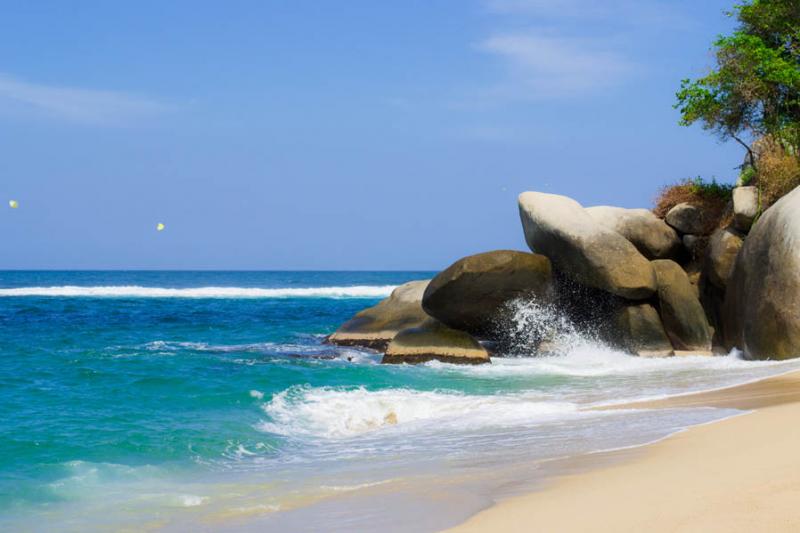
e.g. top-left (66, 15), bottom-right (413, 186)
top-left (447, 370), bottom-right (800, 533)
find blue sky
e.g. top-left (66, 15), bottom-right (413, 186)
top-left (1, 0), bottom-right (741, 270)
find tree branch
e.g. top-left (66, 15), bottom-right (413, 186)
top-left (732, 133), bottom-right (757, 173)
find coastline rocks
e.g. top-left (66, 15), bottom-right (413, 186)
top-left (609, 302), bottom-right (674, 357)
top-left (704, 227), bottom-right (744, 289)
top-left (724, 186), bottom-right (800, 360)
top-left (586, 206), bottom-right (681, 260)
top-left (327, 280), bottom-right (430, 351)
top-left (382, 319), bottom-right (490, 365)
top-left (682, 234), bottom-right (702, 259)
top-left (421, 250), bottom-right (553, 337)
top-left (665, 203), bottom-right (707, 234)
top-left (732, 186), bottom-right (759, 232)
top-left (652, 260), bottom-right (712, 351)
top-left (518, 192), bottom-right (657, 300)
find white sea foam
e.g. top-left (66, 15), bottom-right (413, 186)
top-left (256, 349), bottom-right (800, 441)
top-left (0, 285), bottom-right (396, 298)
top-left (431, 347), bottom-right (798, 379)
top-left (257, 386), bottom-right (584, 439)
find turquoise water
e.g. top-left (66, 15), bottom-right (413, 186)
top-left (2, 271), bottom-right (799, 532)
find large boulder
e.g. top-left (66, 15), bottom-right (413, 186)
top-left (326, 280), bottom-right (430, 351)
top-left (518, 192), bottom-right (657, 300)
top-left (704, 227), bottom-right (744, 289)
top-left (422, 250), bottom-right (553, 337)
top-left (382, 319), bottom-right (490, 365)
top-left (665, 203), bottom-right (708, 235)
top-left (652, 260), bottom-right (712, 351)
top-left (732, 186), bottom-right (759, 232)
top-left (724, 186), bottom-right (800, 360)
top-left (608, 302), bottom-right (674, 357)
top-left (586, 206), bottom-right (681, 260)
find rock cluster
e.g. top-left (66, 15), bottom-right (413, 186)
top-left (326, 280), bottom-right (430, 351)
top-left (327, 184), bottom-right (800, 363)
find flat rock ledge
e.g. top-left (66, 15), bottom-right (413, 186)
top-left (382, 319), bottom-right (490, 365)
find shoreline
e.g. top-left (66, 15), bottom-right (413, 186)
top-left (445, 369), bottom-right (800, 533)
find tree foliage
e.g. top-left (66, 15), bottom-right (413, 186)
top-left (676, 0), bottom-right (800, 161)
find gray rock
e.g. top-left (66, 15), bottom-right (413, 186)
top-left (652, 260), bottom-right (712, 351)
top-left (422, 250), bottom-right (553, 337)
top-left (665, 203), bottom-right (708, 234)
top-left (518, 192), bottom-right (656, 300)
top-left (609, 302), bottom-right (674, 357)
top-left (327, 280), bottom-right (430, 350)
top-left (586, 206), bottom-right (681, 260)
top-left (704, 227), bottom-right (744, 289)
top-left (724, 186), bottom-right (800, 360)
top-left (382, 318), bottom-right (490, 365)
top-left (732, 186), bottom-right (759, 232)
top-left (682, 234), bottom-right (701, 257)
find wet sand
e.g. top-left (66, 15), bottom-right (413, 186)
top-left (446, 369), bottom-right (800, 533)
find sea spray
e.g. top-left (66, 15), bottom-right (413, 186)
top-left (492, 296), bottom-right (609, 356)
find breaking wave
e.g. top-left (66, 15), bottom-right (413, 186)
top-left (0, 285), bottom-right (397, 299)
top-left (257, 385), bottom-right (584, 439)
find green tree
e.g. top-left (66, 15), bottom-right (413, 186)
top-left (675, 0), bottom-right (800, 169)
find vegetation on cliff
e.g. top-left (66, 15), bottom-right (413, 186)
top-left (656, 0), bottom-right (799, 227)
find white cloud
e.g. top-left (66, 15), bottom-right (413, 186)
top-left (0, 73), bottom-right (168, 125)
top-left (478, 32), bottom-right (633, 98)
top-left (468, 0), bottom-right (690, 103)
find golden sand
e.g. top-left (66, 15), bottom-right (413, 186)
top-left (447, 370), bottom-right (800, 533)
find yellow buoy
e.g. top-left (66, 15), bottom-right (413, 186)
top-left (156, 223), bottom-right (165, 231)
top-left (9, 200), bottom-right (18, 209)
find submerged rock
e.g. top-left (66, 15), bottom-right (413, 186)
top-left (422, 250), bottom-right (553, 337)
top-left (724, 186), bottom-right (800, 360)
top-left (732, 186), bottom-right (759, 232)
top-left (665, 203), bottom-right (708, 235)
top-left (609, 302), bottom-right (674, 357)
top-left (326, 280), bottom-right (430, 351)
top-left (382, 318), bottom-right (490, 365)
top-left (518, 192), bottom-right (656, 300)
top-left (704, 227), bottom-right (744, 289)
top-left (652, 260), bottom-right (712, 351)
top-left (586, 206), bottom-right (681, 260)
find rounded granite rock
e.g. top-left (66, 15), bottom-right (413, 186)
top-left (586, 206), bottom-right (681, 260)
top-left (608, 302), bottom-right (674, 357)
top-left (732, 186), bottom-right (759, 232)
top-left (704, 227), bottom-right (744, 290)
top-left (518, 192), bottom-right (657, 300)
top-left (652, 259), bottom-right (712, 351)
top-left (723, 186), bottom-right (800, 360)
top-left (665, 203), bottom-right (708, 235)
top-left (422, 250), bottom-right (553, 337)
top-left (326, 280), bottom-right (430, 351)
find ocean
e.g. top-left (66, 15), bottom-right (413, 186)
top-left (2, 271), bottom-right (799, 532)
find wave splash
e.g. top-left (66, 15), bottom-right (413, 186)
top-left (0, 285), bottom-right (397, 299)
top-left (257, 386), bottom-right (582, 439)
